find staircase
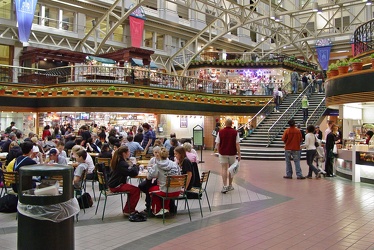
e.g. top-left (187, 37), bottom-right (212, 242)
top-left (241, 89), bottom-right (326, 160)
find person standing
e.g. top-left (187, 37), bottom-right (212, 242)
top-left (316, 71), bottom-right (324, 93)
top-left (301, 95), bottom-right (309, 124)
top-left (302, 125), bottom-right (321, 179)
top-left (291, 68), bottom-right (299, 94)
top-left (325, 124), bottom-right (339, 177)
top-left (5, 121), bottom-right (15, 134)
top-left (215, 118), bottom-right (241, 193)
top-left (315, 125), bottom-right (323, 140)
top-left (282, 119), bottom-right (305, 179)
top-left (274, 87), bottom-right (283, 112)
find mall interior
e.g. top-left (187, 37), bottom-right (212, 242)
top-left (1, 1), bottom-right (374, 249)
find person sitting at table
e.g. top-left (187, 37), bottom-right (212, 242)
top-left (365, 131), bottom-right (373, 145)
top-left (13, 141), bottom-right (37, 192)
top-left (47, 148), bottom-right (68, 165)
top-left (168, 138), bottom-right (178, 161)
top-left (107, 146), bottom-right (140, 216)
top-left (85, 137), bottom-right (101, 153)
top-left (56, 141), bottom-right (67, 159)
top-left (125, 134), bottom-right (144, 157)
top-left (42, 125), bottom-right (51, 140)
top-left (174, 146), bottom-right (195, 190)
top-left (31, 145), bottom-right (44, 164)
top-left (183, 142), bottom-right (199, 163)
top-left (147, 147), bottom-right (181, 216)
top-left (183, 142), bottom-right (201, 190)
top-left (6, 141), bottom-right (22, 165)
top-left (71, 145), bottom-right (95, 180)
top-left (73, 150), bottom-right (88, 189)
top-left (138, 146), bottom-right (161, 212)
top-left (99, 143), bottom-right (112, 158)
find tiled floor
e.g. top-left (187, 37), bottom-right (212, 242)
top-left (1, 151), bottom-right (374, 249)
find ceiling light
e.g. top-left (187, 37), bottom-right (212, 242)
top-left (312, 2), bottom-right (319, 12)
top-left (366, 0), bottom-right (372, 5)
top-left (270, 10), bottom-right (275, 20)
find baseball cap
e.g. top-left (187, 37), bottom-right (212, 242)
top-left (48, 148), bottom-right (59, 155)
top-left (11, 126), bottom-right (18, 130)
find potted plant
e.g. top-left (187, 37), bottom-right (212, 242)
top-left (133, 90), bottom-right (140, 97)
top-left (0, 86), bottom-right (7, 95)
top-left (73, 88), bottom-right (80, 96)
top-left (122, 88), bottom-right (129, 96)
top-left (152, 92), bottom-right (158, 98)
top-left (43, 89), bottom-right (49, 97)
top-left (196, 95), bottom-right (202, 102)
top-left (370, 53), bottom-right (374, 68)
top-left (349, 58), bottom-right (363, 72)
top-left (142, 89), bottom-right (150, 98)
top-left (61, 87), bottom-right (68, 96)
top-left (96, 87), bottom-right (104, 96)
top-left (336, 59), bottom-right (349, 74)
top-left (51, 88), bottom-right (58, 96)
top-left (107, 86), bottom-right (116, 96)
top-left (11, 88), bottom-right (18, 96)
top-left (328, 63), bottom-right (339, 77)
top-left (36, 89), bottom-right (42, 97)
top-left (85, 87), bottom-right (92, 96)
top-left (23, 88), bottom-right (30, 97)
top-left (174, 92), bottom-right (181, 100)
top-left (158, 91), bottom-right (166, 99)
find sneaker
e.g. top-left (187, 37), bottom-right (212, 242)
top-left (306, 175), bottom-right (312, 179)
top-left (283, 176), bottom-right (292, 179)
top-left (297, 176), bottom-right (306, 179)
top-left (227, 185), bottom-right (234, 191)
top-left (155, 209), bottom-right (169, 217)
top-left (221, 186), bottom-right (228, 193)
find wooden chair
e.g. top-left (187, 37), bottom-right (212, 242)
top-left (1, 171), bottom-right (19, 197)
top-left (186, 171), bottom-right (211, 217)
top-left (91, 158), bottom-right (112, 201)
top-left (95, 171), bottom-right (130, 220)
top-left (150, 174), bottom-right (191, 224)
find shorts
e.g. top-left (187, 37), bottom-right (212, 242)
top-left (219, 155), bottom-right (236, 165)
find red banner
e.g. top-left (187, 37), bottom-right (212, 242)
top-left (129, 16), bottom-right (144, 48)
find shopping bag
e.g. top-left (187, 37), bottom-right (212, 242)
top-left (333, 144), bottom-right (338, 154)
top-left (228, 160), bottom-right (240, 176)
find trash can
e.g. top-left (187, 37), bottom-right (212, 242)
top-left (17, 165), bottom-right (79, 250)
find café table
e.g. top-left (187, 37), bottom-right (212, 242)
top-left (88, 152), bottom-right (99, 158)
top-left (137, 159), bottom-right (150, 166)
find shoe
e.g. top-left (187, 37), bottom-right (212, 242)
top-left (221, 186), bottom-right (228, 193)
top-left (227, 185), bottom-right (234, 191)
top-left (297, 176), bottom-right (306, 179)
top-left (306, 175), bottom-right (312, 179)
top-left (276, 110), bottom-right (280, 112)
top-left (155, 209), bottom-right (169, 217)
top-left (316, 172), bottom-right (321, 178)
top-left (283, 176), bottom-right (292, 179)
top-left (123, 212), bottom-right (131, 217)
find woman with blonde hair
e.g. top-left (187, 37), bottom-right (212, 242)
top-left (107, 146), bottom-right (140, 215)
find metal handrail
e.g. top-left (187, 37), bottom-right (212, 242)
top-left (306, 97), bottom-right (326, 126)
top-left (238, 81), bottom-right (292, 132)
top-left (266, 83), bottom-right (312, 146)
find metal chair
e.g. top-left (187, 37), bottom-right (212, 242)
top-left (1, 171), bottom-right (19, 197)
top-left (95, 171), bottom-right (130, 220)
top-left (150, 174), bottom-right (191, 224)
top-left (186, 171), bottom-right (211, 217)
top-left (91, 157), bottom-right (111, 201)
top-left (74, 170), bottom-right (88, 214)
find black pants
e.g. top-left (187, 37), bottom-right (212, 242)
top-left (138, 179), bottom-right (157, 210)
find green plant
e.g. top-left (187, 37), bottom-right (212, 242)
top-left (0, 86), bottom-right (7, 90)
top-left (336, 59), bottom-right (348, 67)
top-left (61, 87), bottom-right (68, 91)
top-left (328, 63), bottom-right (338, 71)
top-left (370, 53), bottom-right (374, 59)
top-left (108, 86), bottom-right (116, 91)
top-left (349, 58), bottom-right (362, 64)
top-left (36, 89), bottom-right (42, 92)
top-left (96, 87), bottom-right (104, 91)
top-left (86, 87), bottom-right (93, 90)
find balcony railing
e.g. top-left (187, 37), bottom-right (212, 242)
top-left (353, 19), bottom-right (374, 56)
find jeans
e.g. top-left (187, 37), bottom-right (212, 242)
top-left (302, 108), bottom-right (308, 123)
top-left (292, 81), bottom-right (298, 93)
top-left (317, 79), bottom-right (323, 93)
top-left (284, 150), bottom-right (303, 177)
top-left (306, 150), bottom-right (319, 177)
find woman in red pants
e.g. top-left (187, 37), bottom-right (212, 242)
top-left (107, 146), bottom-right (140, 216)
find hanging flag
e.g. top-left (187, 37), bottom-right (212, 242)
top-left (15, 0), bottom-right (38, 43)
top-left (129, 6), bottom-right (146, 48)
top-left (316, 45), bottom-right (332, 71)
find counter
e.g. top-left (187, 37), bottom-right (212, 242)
top-left (335, 147), bottom-right (374, 184)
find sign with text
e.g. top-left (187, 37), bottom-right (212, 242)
top-left (15, 0), bottom-right (38, 43)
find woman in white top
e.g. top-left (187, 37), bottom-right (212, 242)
top-left (301, 125), bottom-right (321, 179)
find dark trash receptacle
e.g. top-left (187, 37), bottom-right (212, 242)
top-left (18, 165), bottom-right (79, 250)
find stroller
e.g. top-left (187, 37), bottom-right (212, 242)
top-left (314, 145), bottom-right (326, 174)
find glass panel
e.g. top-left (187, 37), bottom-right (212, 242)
top-left (85, 17), bottom-right (94, 37)
top-left (144, 30), bottom-right (153, 48)
top-left (33, 3), bottom-right (41, 25)
top-left (45, 6), bottom-right (58, 28)
top-left (0, 45), bottom-right (9, 65)
top-left (113, 25), bottom-right (123, 42)
top-left (0, 0), bottom-right (11, 19)
top-left (156, 33), bottom-right (164, 50)
top-left (62, 10), bottom-right (74, 31)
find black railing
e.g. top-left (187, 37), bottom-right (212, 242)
top-left (353, 20), bottom-right (374, 56)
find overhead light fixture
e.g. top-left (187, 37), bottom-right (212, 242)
top-left (270, 10), bottom-right (275, 20)
top-left (275, 15), bottom-right (280, 22)
top-left (317, 7), bottom-right (322, 14)
top-left (366, 0), bottom-right (372, 5)
top-left (312, 2), bottom-right (319, 12)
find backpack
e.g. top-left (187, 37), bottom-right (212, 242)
top-left (77, 193), bottom-right (93, 209)
top-left (0, 194), bottom-right (18, 213)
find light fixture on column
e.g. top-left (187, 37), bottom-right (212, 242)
top-left (270, 10), bottom-right (275, 20)
top-left (317, 7), bottom-right (322, 14)
top-left (275, 15), bottom-right (280, 22)
top-left (366, 0), bottom-right (372, 5)
top-left (312, 2), bottom-right (319, 12)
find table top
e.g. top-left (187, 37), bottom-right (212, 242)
top-left (137, 160), bottom-right (150, 165)
top-left (88, 152), bottom-right (99, 157)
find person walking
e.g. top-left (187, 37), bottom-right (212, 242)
top-left (302, 95), bottom-right (309, 124)
top-left (215, 118), bottom-right (241, 193)
top-left (291, 68), bottom-right (299, 94)
top-left (302, 125), bottom-right (322, 179)
top-left (274, 87), bottom-right (283, 112)
top-left (282, 119), bottom-right (305, 179)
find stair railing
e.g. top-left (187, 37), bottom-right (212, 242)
top-left (239, 81), bottom-right (292, 133)
top-left (306, 97), bottom-right (326, 126)
top-left (266, 83), bottom-right (312, 147)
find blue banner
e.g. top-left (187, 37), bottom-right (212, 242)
top-left (15, 0), bottom-right (38, 43)
top-left (316, 45), bottom-right (332, 71)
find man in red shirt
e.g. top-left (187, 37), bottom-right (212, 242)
top-left (282, 119), bottom-right (305, 179)
top-left (215, 118), bottom-right (241, 193)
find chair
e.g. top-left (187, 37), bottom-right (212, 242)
top-left (1, 171), bottom-right (19, 197)
top-left (74, 170), bottom-right (88, 215)
top-left (150, 174), bottom-right (191, 224)
top-left (91, 157), bottom-right (111, 201)
top-left (95, 171), bottom-right (130, 220)
top-left (186, 171), bottom-right (211, 217)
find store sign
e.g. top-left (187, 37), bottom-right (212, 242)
top-left (15, 0), bottom-right (38, 43)
top-left (129, 6), bottom-right (146, 48)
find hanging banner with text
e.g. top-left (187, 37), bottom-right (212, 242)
top-left (15, 0), bottom-right (38, 43)
top-left (316, 45), bottom-right (332, 71)
top-left (129, 6), bottom-right (146, 48)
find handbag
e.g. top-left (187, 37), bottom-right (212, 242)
top-left (332, 144), bottom-right (338, 154)
top-left (314, 137), bottom-right (319, 147)
top-left (228, 160), bottom-right (240, 176)
top-left (212, 130), bottom-right (217, 137)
